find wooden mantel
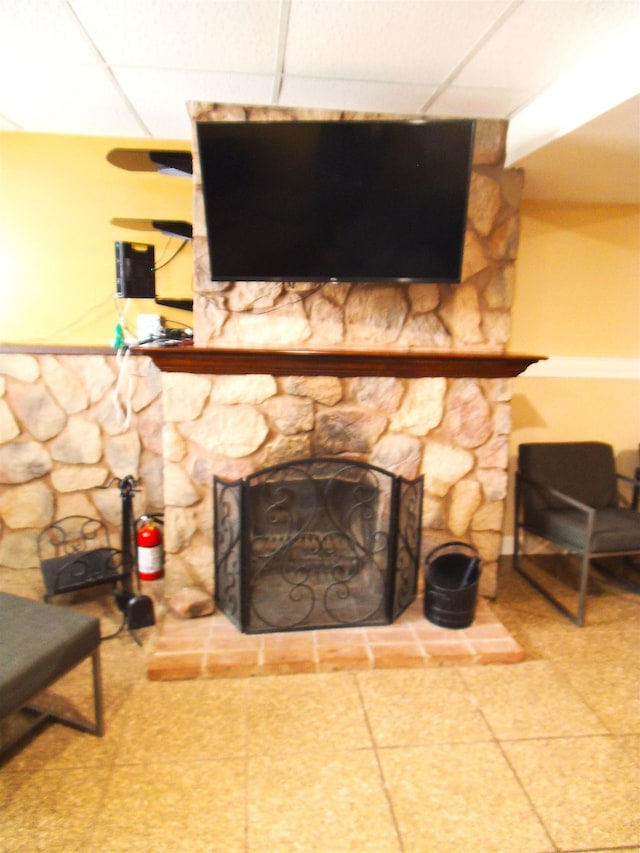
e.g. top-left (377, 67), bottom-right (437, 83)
top-left (142, 346), bottom-right (544, 379)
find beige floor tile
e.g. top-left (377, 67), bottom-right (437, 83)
top-left (615, 733), bottom-right (640, 767)
top-left (503, 735), bottom-right (640, 850)
top-left (247, 671), bottom-right (372, 755)
top-left (0, 766), bottom-right (111, 853)
top-left (89, 759), bottom-right (247, 852)
top-left (378, 742), bottom-right (552, 853)
top-left (114, 678), bottom-right (248, 764)
top-left (247, 748), bottom-right (401, 852)
top-left (495, 563), bottom-right (640, 637)
top-left (583, 848), bottom-right (640, 853)
top-left (556, 659), bottom-right (640, 735)
top-left (522, 619), bottom-right (640, 669)
top-left (460, 659), bottom-right (607, 739)
top-left (357, 668), bottom-right (492, 747)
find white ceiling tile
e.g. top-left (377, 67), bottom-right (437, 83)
top-left (285, 0), bottom-right (511, 84)
top-left (70, 0), bottom-right (282, 72)
top-left (279, 76), bottom-right (436, 115)
top-left (0, 0), bottom-right (97, 63)
top-left (114, 68), bottom-right (276, 139)
top-left (0, 0), bottom-right (635, 202)
top-left (428, 86), bottom-right (534, 119)
top-left (455, 0), bottom-right (640, 90)
top-left (0, 62), bottom-right (146, 137)
top-left (506, 20), bottom-right (640, 164)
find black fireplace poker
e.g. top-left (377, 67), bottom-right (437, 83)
top-left (118, 474), bottom-right (137, 595)
top-left (114, 475), bottom-right (155, 641)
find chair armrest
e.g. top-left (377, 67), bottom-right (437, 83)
top-left (616, 473), bottom-right (640, 487)
top-left (515, 472), bottom-right (596, 516)
top-left (616, 472), bottom-right (640, 510)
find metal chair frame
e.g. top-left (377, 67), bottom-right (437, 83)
top-left (514, 460), bottom-right (640, 626)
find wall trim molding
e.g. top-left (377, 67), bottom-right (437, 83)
top-left (522, 356), bottom-right (640, 380)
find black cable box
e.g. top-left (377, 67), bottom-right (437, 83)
top-left (115, 241), bottom-right (155, 299)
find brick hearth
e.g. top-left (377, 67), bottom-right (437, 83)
top-left (147, 597), bottom-right (524, 680)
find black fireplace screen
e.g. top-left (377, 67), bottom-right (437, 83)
top-left (213, 458), bottom-right (423, 633)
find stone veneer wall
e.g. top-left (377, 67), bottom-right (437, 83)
top-left (0, 106), bottom-right (523, 605)
top-left (158, 104), bottom-right (524, 600)
top-left (0, 351), bottom-right (164, 589)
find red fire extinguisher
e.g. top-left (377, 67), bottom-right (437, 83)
top-left (137, 515), bottom-right (164, 581)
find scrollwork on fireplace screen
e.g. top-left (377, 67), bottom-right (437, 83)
top-left (213, 476), bottom-right (243, 627)
top-left (213, 458), bottom-right (423, 634)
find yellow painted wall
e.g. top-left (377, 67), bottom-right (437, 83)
top-left (505, 199), bottom-right (640, 540)
top-left (511, 201), bottom-right (640, 358)
top-left (0, 132), bottom-right (193, 345)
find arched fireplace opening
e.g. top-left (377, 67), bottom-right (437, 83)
top-left (213, 458), bottom-right (423, 634)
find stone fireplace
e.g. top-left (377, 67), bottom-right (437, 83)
top-left (151, 102), bottom-right (534, 613)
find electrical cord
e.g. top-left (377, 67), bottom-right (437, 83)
top-left (22, 293), bottom-right (116, 344)
top-left (152, 238), bottom-right (189, 271)
top-left (100, 613), bottom-right (127, 642)
top-left (112, 346), bottom-right (134, 430)
top-left (207, 281), bottom-right (327, 315)
top-left (153, 235), bottom-right (173, 265)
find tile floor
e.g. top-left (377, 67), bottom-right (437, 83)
top-left (1, 560), bottom-right (639, 853)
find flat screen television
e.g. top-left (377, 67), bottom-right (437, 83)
top-left (197, 119), bottom-right (475, 284)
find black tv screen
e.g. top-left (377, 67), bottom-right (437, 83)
top-left (197, 119), bottom-right (475, 283)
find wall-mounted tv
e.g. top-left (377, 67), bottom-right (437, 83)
top-left (197, 119), bottom-right (475, 284)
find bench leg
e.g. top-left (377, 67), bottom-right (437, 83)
top-left (92, 647), bottom-right (105, 737)
top-left (36, 647), bottom-right (104, 737)
top-left (1, 646), bottom-right (105, 761)
top-left (0, 709), bottom-right (51, 760)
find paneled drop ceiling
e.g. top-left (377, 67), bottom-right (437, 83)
top-left (0, 0), bottom-right (638, 203)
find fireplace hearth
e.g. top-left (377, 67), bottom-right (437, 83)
top-left (213, 458), bottom-right (423, 634)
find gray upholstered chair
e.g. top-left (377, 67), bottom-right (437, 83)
top-left (513, 441), bottom-right (640, 625)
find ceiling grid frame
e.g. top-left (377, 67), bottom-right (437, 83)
top-left (0, 0), bottom-right (637, 202)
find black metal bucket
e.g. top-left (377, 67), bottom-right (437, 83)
top-left (424, 541), bottom-right (481, 629)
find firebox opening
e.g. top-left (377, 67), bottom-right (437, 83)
top-left (213, 458), bottom-right (423, 634)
